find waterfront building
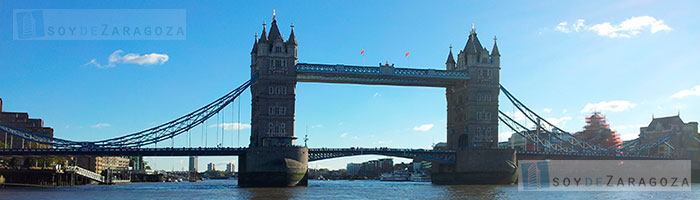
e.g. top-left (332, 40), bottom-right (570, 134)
top-left (639, 114), bottom-right (699, 157)
top-left (0, 98), bottom-right (54, 149)
top-left (207, 162), bottom-right (215, 171)
top-left (346, 163), bottom-right (361, 176)
top-left (76, 156), bottom-right (130, 174)
top-left (378, 158), bottom-right (393, 174)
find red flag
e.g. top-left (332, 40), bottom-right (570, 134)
top-left (361, 49), bottom-right (365, 55)
top-left (405, 51), bottom-right (409, 57)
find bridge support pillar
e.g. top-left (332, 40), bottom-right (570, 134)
top-left (238, 146), bottom-right (308, 187)
top-left (432, 149), bottom-right (517, 185)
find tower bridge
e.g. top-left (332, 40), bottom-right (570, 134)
top-left (1, 13), bottom-right (699, 187)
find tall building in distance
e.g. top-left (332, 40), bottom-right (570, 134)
top-left (207, 162), bottom-right (215, 171)
top-left (189, 156), bottom-right (198, 172)
top-left (346, 163), bottom-right (361, 176)
top-left (225, 162), bottom-right (235, 173)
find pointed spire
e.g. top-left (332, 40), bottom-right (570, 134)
top-left (463, 24), bottom-right (483, 54)
top-left (287, 23), bottom-right (297, 45)
top-left (446, 44), bottom-right (455, 64)
top-left (251, 32), bottom-right (258, 53)
top-left (268, 11), bottom-right (283, 41)
top-left (259, 21), bottom-right (268, 42)
top-left (491, 36), bottom-right (500, 56)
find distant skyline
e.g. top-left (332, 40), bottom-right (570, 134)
top-left (1, 0), bottom-right (700, 170)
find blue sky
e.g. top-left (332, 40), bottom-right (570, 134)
top-left (1, 0), bottom-right (699, 170)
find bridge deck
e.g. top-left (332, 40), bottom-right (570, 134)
top-left (0, 147), bottom-right (247, 156)
top-left (0, 147), bottom-right (671, 160)
top-left (296, 63), bottom-right (469, 87)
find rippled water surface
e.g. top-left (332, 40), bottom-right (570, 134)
top-left (2, 180), bottom-right (699, 199)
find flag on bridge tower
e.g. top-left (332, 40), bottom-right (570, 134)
top-left (360, 49), bottom-right (365, 55)
top-left (405, 51), bottom-right (410, 57)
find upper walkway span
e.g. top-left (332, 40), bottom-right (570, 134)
top-left (296, 63), bottom-right (469, 87)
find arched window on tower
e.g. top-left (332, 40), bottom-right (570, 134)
top-left (458, 134), bottom-right (469, 149)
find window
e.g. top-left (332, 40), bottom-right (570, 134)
top-left (458, 135), bottom-right (469, 149)
top-left (269, 106), bottom-right (286, 116)
top-left (280, 123), bottom-right (286, 133)
top-left (477, 111), bottom-right (491, 121)
top-left (268, 123), bottom-right (273, 133)
top-left (269, 86), bottom-right (288, 95)
top-left (275, 46), bottom-right (282, 53)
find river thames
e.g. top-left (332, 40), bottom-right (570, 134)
top-left (1, 180), bottom-right (699, 200)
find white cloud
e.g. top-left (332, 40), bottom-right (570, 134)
top-left (556, 16), bottom-right (671, 38)
top-left (556, 22), bottom-right (570, 33)
top-left (311, 124), bottom-right (324, 128)
top-left (340, 133), bottom-right (348, 137)
top-left (413, 124), bottom-right (434, 132)
top-left (377, 140), bottom-right (392, 145)
top-left (208, 123), bottom-right (251, 130)
top-left (580, 101), bottom-right (637, 113)
top-left (562, 109), bottom-right (568, 113)
top-left (543, 108), bottom-right (552, 113)
top-left (671, 85), bottom-right (700, 99)
top-left (545, 116), bottom-right (572, 127)
top-left (85, 50), bottom-right (169, 68)
top-left (373, 92), bottom-right (381, 97)
top-left (91, 123), bottom-right (111, 128)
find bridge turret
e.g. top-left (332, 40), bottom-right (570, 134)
top-left (446, 45), bottom-right (456, 70)
top-left (286, 23), bottom-right (298, 58)
top-left (251, 33), bottom-right (258, 63)
top-left (490, 36), bottom-right (500, 67)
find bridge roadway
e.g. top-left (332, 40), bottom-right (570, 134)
top-left (0, 147), bottom-right (671, 162)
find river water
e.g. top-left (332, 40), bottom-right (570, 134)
top-left (1, 180), bottom-right (699, 200)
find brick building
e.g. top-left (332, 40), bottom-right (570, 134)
top-left (0, 98), bottom-right (54, 149)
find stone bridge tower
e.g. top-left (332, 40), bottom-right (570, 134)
top-left (249, 13), bottom-right (298, 147)
top-left (240, 13), bottom-right (308, 187)
top-left (434, 26), bottom-right (516, 185)
top-left (446, 27), bottom-right (500, 150)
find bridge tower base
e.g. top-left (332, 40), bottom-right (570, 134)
top-left (238, 146), bottom-right (308, 187)
top-left (431, 149), bottom-right (517, 185)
